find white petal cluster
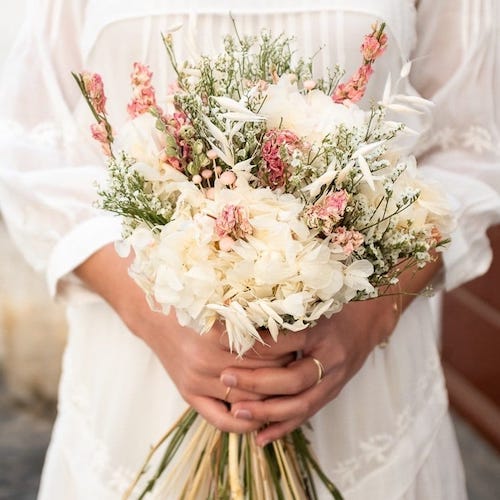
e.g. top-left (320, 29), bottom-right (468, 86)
top-left (259, 75), bottom-right (365, 143)
top-left (125, 176), bottom-right (374, 354)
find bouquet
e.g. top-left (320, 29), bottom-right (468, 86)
top-left (74, 22), bottom-right (452, 500)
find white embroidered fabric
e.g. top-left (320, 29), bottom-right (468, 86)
top-left (0, 0), bottom-right (499, 499)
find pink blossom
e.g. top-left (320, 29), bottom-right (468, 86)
top-left (305, 190), bottom-right (349, 234)
top-left (159, 111), bottom-right (192, 172)
top-left (215, 205), bottom-right (253, 241)
top-left (332, 23), bottom-right (387, 104)
top-left (127, 62), bottom-right (161, 118)
top-left (324, 191), bottom-right (349, 217)
top-left (130, 62), bottom-right (153, 86)
top-left (333, 65), bottom-right (374, 103)
top-left (361, 33), bottom-right (388, 62)
top-left (163, 155), bottom-right (183, 172)
top-left (428, 226), bottom-right (443, 246)
top-left (261, 129), bottom-right (300, 188)
top-left (330, 227), bottom-right (364, 255)
top-left (90, 121), bottom-right (112, 156)
top-left (82, 72), bottom-right (107, 115)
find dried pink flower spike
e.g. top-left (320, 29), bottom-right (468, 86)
top-left (305, 190), bottom-right (349, 234)
top-left (332, 64), bottom-right (374, 103)
top-left (91, 121), bottom-right (112, 157)
top-left (361, 31), bottom-right (388, 62)
top-left (261, 129), bottom-right (300, 188)
top-left (333, 22), bottom-right (387, 104)
top-left (127, 62), bottom-right (161, 118)
top-left (81, 72), bottom-right (107, 115)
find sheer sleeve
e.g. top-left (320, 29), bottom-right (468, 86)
top-left (0, 0), bottom-right (121, 302)
top-left (411, 0), bottom-right (500, 290)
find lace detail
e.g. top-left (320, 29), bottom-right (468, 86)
top-left (62, 380), bottom-right (137, 496)
top-left (330, 356), bottom-right (445, 490)
top-left (424, 124), bottom-right (500, 155)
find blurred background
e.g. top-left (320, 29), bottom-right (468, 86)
top-left (0, 2), bottom-right (499, 499)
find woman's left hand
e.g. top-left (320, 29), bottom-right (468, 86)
top-left (220, 295), bottom-right (399, 446)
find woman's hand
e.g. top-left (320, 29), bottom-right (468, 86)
top-left (220, 256), bottom-right (441, 446)
top-left (75, 244), bottom-right (293, 434)
top-left (219, 296), bottom-right (397, 445)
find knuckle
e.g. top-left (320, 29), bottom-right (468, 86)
top-left (289, 372), bottom-right (308, 394)
top-left (242, 375), bottom-right (260, 393)
top-left (288, 379), bottom-right (302, 395)
top-left (301, 398), bottom-right (313, 416)
top-left (332, 347), bottom-right (348, 369)
top-left (182, 370), bottom-right (198, 392)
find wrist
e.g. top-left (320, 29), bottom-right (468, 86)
top-left (75, 244), bottom-right (157, 340)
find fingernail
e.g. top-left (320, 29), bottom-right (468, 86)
top-left (234, 409), bottom-right (252, 420)
top-left (258, 438), bottom-right (270, 448)
top-left (221, 374), bottom-right (237, 387)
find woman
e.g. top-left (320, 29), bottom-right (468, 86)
top-left (0, 0), bottom-right (499, 498)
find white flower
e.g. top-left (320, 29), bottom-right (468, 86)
top-left (344, 260), bottom-right (374, 295)
top-left (260, 75), bottom-right (365, 142)
top-left (115, 114), bottom-right (162, 167)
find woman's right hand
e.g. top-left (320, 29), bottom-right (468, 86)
top-left (75, 244), bottom-right (293, 433)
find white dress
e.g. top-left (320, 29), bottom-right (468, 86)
top-left (1, 0), bottom-right (500, 499)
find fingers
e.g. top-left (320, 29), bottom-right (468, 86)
top-left (230, 374), bottom-right (335, 422)
top-left (245, 331), bottom-right (308, 358)
top-left (235, 378), bottom-right (339, 444)
top-left (189, 395), bottom-right (264, 434)
top-left (220, 356), bottom-right (322, 396)
top-left (221, 356), bottom-right (342, 446)
top-left (256, 418), bottom-right (304, 447)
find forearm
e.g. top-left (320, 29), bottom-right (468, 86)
top-left (390, 253), bottom-right (443, 311)
top-left (74, 243), bottom-right (151, 335)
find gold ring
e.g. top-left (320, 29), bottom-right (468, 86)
top-left (224, 386), bottom-right (232, 402)
top-left (311, 357), bottom-right (325, 385)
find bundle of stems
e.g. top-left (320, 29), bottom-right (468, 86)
top-left (123, 408), bottom-right (344, 499)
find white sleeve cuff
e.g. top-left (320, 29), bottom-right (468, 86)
top-left (421, 166), bottom-right (500, 291)
top-left (47, 215), bottom-right (122, 303)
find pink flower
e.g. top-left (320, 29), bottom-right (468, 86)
top-left (215, 205), bottom-right (253, 241)
top-left (261, 129), bottom-right (300, 188)
top-left (324, 191), bottom-right (349, 217)
top-left (158, 111), bottom-right (193, 172)
top-left (332, 64), bottom-right (374, 103)
top-left (361, 33), bottom-right (388, 62)
top-left (130, 62), bottom-right (153, 86)
top-left (428, 226), bottom-right (443, 246)
top-left (305, 190), bottom-right (349, 234)
top-left (332, 23), bottom-right (387, 104)
top-left (127, 62), bottom-right (161, 118)
top-left (330, 227), bottom-right (364, 255)
top-left (90, 121), bottom-right (112, 156)
top-left (82, 72), bottom-right (107, 114)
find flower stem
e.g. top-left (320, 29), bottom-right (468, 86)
top-left (229, 433), bottom-right (244, 499)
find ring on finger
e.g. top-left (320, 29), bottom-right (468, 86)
top-left (311, 357), bottom-right (325, 385)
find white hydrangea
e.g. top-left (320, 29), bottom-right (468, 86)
top-left (124, 174), bottom-right (374, 354)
